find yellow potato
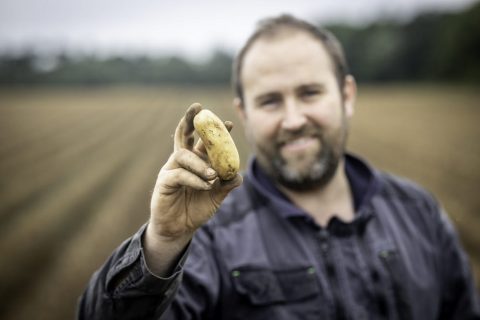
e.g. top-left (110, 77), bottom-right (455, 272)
top-left (193, 109), bottom-right (240, 180)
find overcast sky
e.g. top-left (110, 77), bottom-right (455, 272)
top-left (0, 0), bottom-right (477, 59)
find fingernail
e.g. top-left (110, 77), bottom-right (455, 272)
top-left (204, 182), bottom-right (213, 189)
top-left (206, 168), bottom-right (216, 176)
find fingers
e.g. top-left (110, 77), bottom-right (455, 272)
top-left (161, 146), bottom-right (217, 190)
top-left (212, 173), bottom-right (243, 201)
top-left (171, 105), bottom-right (238, 191)
top-left (159, 148), bottom-right (242, 195)
top-left (174, 103), bottom-right (202, 151)
top-left (159, 168), bottom-right (213, 192)
top-left (224, 120), bottom-right (233, 132)
top-left (220, 173), bottom-right (243, 190)
top-left (173, 148), bottom-right (217, 181)
top-left (193, 139), bottom-right (207, 159)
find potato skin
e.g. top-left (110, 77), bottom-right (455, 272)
top-left (193, 109), bottom-right (240, 180)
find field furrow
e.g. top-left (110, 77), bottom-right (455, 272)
top-left (0, 105), bottom-right (141, 224)
top-left (0, 104), bottom-right (121, 178)
top-left (2, 107), bottom-right (171, 320)
top-left (0, 105), bottom-right (162, 316)
top-left (0, 90), bottom-right (113, 158)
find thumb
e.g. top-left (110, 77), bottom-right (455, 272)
top-left (212, 174), bottom-right (243, 203)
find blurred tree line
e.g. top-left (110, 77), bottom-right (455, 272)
top-left (0, 2), bottom-right (478, 86)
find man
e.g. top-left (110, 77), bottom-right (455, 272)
top-left (78, 15), bottom-right (479, 319)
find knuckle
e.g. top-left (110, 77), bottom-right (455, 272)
top-left (174, 148), bottom-right (190, 162)
top-left (171, 169), bottom-right (183, 181)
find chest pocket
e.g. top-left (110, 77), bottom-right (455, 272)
top-left (231, 267), bottom-right (319, 306)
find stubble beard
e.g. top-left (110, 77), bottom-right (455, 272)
top-left (254, 120), bottom-right (348, 191)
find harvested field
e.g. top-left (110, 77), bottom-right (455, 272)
top-left (0, 85), bottom-right (478, 319)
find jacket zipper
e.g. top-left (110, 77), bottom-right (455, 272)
top-left (379, 249), bottom-right (411, 320)
top-left (319, 229), bottom-right (347, 320)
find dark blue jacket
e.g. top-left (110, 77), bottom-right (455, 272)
top-left (78, 154), bottom-right (480, 319)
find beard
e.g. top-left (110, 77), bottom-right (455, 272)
top-left (252, 118), bottom-right (348, 191)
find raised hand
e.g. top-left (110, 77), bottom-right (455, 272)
top-left (144, 103), bottom-right (242, 275)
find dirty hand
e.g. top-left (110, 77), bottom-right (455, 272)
top-left (148, 103), bottom-right (242, 245)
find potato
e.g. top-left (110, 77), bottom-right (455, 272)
top-left (193, 109), bottom-right (240, 180)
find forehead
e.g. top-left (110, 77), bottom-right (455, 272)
top-left (241, 30), bottom-right (335, 94)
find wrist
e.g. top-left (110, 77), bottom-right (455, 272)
top-left (142, 223), bottom-right (193, 277)
top-left (145, 223), bottom-right (192, 252)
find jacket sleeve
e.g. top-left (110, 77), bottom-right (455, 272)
top-left (76, 224), bottom-right (189, 320)
top-left (435, 208), bottom-right (480, 319)
top-left (160, 223), bottom-right (222, 320)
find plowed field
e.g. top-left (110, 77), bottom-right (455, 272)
top-left (0, 85), bottom-right (478, 319)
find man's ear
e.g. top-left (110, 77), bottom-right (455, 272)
top-left (233, 97), bottom-right (247, 124)
top-left (343, 75), bottom-right (357, 118)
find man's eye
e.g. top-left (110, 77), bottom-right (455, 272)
top-left (302, 90), bottom-right (319, 97)
top-left (259, 98), bottom-right (280, 108)
top-left (261, 99), bottom-right (276, 105)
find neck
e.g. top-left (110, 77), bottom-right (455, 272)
top-left (278, 160), bottom-right (354, 227)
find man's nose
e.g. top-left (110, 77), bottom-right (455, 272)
top-left (281, 99), bottom-right (307, 131)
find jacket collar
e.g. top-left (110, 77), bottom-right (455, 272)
top-left (245, 152), bottom-right (380, 232)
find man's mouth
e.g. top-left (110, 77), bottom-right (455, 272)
top-left (279, 136), bottom-right (318, 153)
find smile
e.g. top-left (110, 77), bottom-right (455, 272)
top-left (280, 136), bottom-right (318, 153)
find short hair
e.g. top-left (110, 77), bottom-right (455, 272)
top-left (232, 14), bottom-right (350, 104)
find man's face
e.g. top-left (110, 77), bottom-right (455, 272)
top-left (237, 30), bottom-right (355, 190)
